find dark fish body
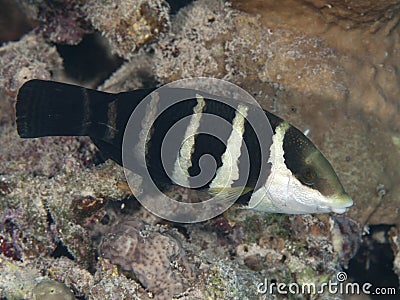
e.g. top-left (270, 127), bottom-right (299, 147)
top-left (17, 80), bottom-right (265, 188)
top-left (16, 80), bottom-right (353, 214)
top-left (16, 80), bottom-right (154, 164)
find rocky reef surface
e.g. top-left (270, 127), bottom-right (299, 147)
top-left (0, 0), bottom-right (399, 299)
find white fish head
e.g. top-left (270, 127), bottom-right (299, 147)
top-left (248, 121), bottom-right (353, 214)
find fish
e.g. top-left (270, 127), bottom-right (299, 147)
top-left (15, 79), bottom-right (353, 214)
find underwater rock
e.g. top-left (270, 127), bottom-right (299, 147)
top-left (99, 219), bottom-right (193, 298)
top-left (83, 0), bottom-right (170, 59)
top-left (0, 160), bottom-right (127, 268)
top-left (154, 0), bottom-right (233, 81)
top-left (330, 215), bottom-right (362, 267)
top-left (99, 50), bottom-right (155, 92)
top-left (0, 234), bottom-right (21, 261)
top-left (232, 0), bottom-right (400, 33)
top-left (38, 162), bottom-right (128, 266)
top-left (0, 175), bottom-right (57, 261)
top-left (32, 279), bottom-right (75, 300)
top-left (0, 134), bottom-right (97, 178)
top-left (0, 260), bottom-right (41, 299)
top-left (0, 32), bottom-right (62, 95)
top-left (89, 272), bottom-right (140, 300)
top-left (178, 212), bottom-right (349, 299)
top-left (304, 0), bottom-right (400, 30)
top-left (390, 226), bottom-right (400, 284)
top-left (0, 179), bottom-right (11, 196)
top-left (16, 0), bottom-right (90, 45)
top-left (39, 257), bottom-right (95, 298)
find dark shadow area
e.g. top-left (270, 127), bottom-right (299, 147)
top-left (166, 0), bottom-right (196, 14)
top-left (346, 225), bottom-right (399, 299)
top-left (56, 33), bottom-right (124, 86)
top-left (51, 241), bottom-right (75, 260)
top-left (0, 0), bottom-right (33, 45)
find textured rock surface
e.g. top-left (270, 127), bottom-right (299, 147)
top-left (99, 219), bottom-right (193, 298)
top-left (83, 0), bottom-right (170, 59)
top-left (0, 32), bottom-right (63, 96)
top-left (15, 0), bottom-right (90, 45)
top-left (305, 0), bottom-right (400, 30)
top-left (0, 259), bottom-right (41, 299)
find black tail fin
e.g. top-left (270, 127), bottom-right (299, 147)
top-left (16, 79), bottom-right (111, 138)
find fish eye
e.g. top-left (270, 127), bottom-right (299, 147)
top-left (300, 167), bottom-right (316, 186)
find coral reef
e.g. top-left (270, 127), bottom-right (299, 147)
top-left (1, 0), bottom-right (399, 298)
top-left (330, 215), bottom-right (362, 267)
top-left (39, 257), bottom-right (95, 298)
top-left (16, 0), bottom-right (90, 45)
top-left (100, 219), bottom-right (193, 298)
top-left (154, 0), bottom-right (232, 81)
top-left (0, 32), bottom-right (62, 96)
top-left (0, 234), bottom-right (21, 261)
top-left (98, 50), bottom-right (155, 92)
top-left (0, 259), bottom-right (41, 299)
top-left (89, 271), bottom-right (140, 300)
top-left (83, 0), bottom-right (170, 59)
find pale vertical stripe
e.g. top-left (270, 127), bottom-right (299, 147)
top-left (210, 103), bottom-right (248, 189)
top-left (172, 94), bottom-right (206, 186)
top-left (104, 101), bottom-right (117, 140)
top-left (134, 92), bottom-right (160, 165)
top-left (267, 122), bottom-right (289, 168)
top-left (247, 121), bottom-right (290, 210)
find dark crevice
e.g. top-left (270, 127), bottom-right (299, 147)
top-left (166, 0), bottom-right (196, 14)
top-left (45, 207), bottom-right (55, 226)
top-left (90, 148), bottom-right (107, 166)
top-left (44, 199), bottom-right (75, 260)
top-left (346, 225), bottom-right (399, 299)
top-left (51, 241), bottom-right (75, 260)
top-left (55, 33), bottom-right (124, 87)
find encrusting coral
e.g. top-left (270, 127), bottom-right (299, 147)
top-left (99, 219), bottom-right (193, 298)
top-left (32, 280), bottom-right (75, 300)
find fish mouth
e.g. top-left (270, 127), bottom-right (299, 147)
top-left (328, 194), bottom-right (354, 214)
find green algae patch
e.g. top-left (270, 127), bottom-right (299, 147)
top-left (33, 280), bottom-right (75, 300)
